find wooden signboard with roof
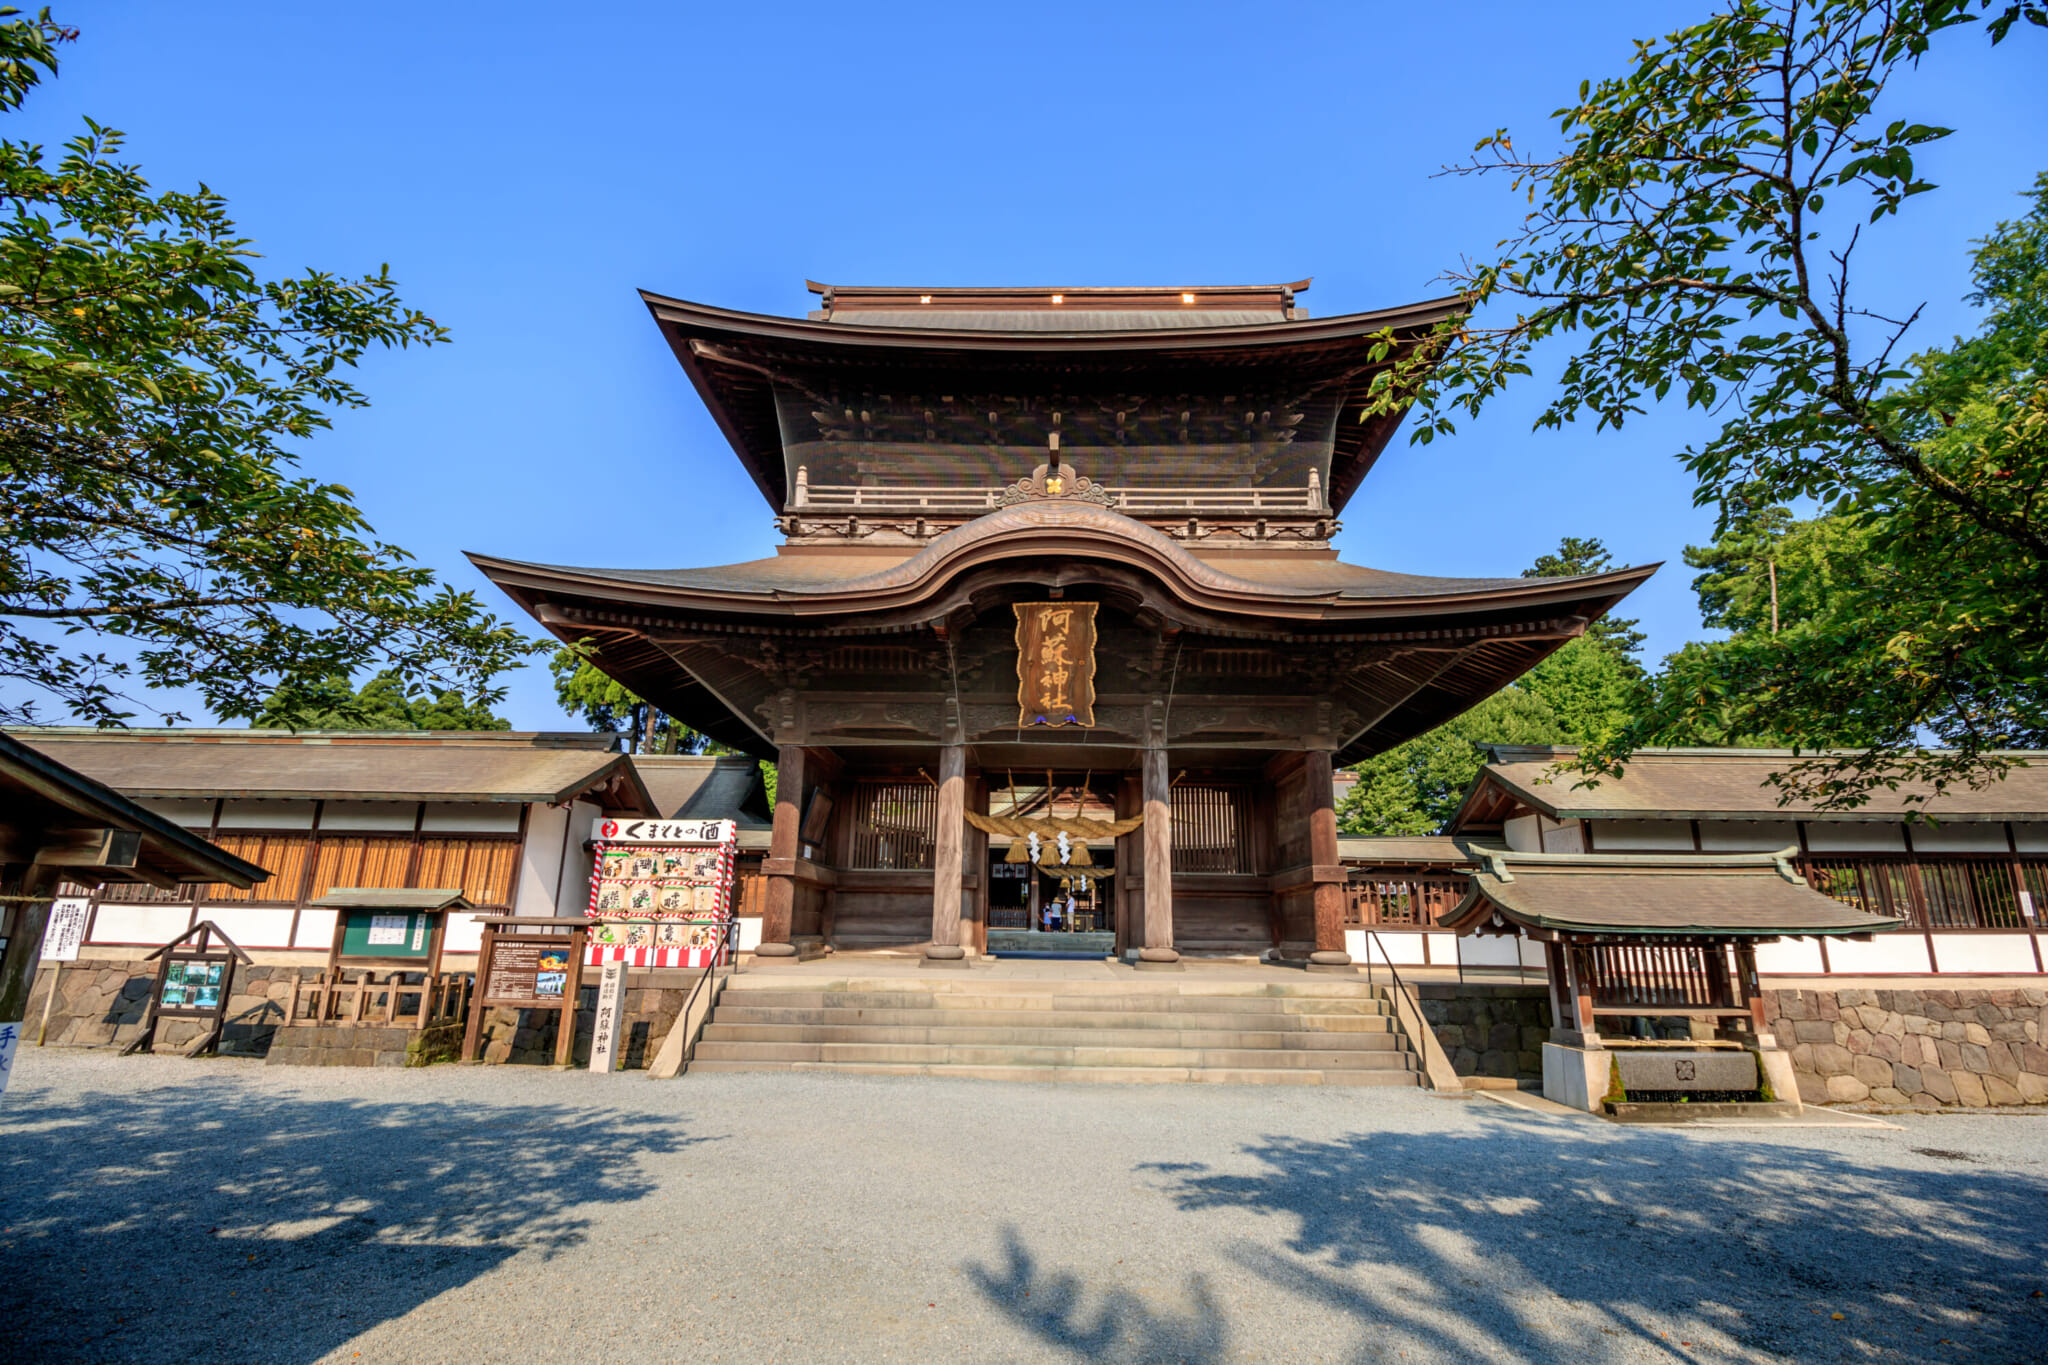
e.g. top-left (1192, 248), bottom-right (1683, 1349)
top-left (120, 920), bottom-right (250, 1058)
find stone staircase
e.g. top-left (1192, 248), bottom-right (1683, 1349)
top-left (689, 974), bottom-right (1423, 1085)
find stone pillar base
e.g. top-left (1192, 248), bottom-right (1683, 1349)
top-left (1306, 950), bottom-right (1355, 974)
top-left (1756, 1046), bottom-right (1802, 1110)
top-left (753, 942), bottom-right (798, 959)
top-left (1135, 946), bottom-right (1182, 972)
top-left (1542, 1040), bottom-right (1612, 1113)
top-left (921, 944), bottom-right (968, 970)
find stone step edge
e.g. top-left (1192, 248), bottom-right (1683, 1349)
top-left (687, 1061), bottom-right (1421, 1086)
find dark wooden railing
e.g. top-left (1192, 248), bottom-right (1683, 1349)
top-left (1802, 856), bottom-right (2045, 931)
top-left (1584, 943), bottom-right (1734, 1012)
top-left (1344, 875), bottom-right (1468, 928)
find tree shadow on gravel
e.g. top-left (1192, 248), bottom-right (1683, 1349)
top-left (1139, 1108), bottom-right (2048, 1363)
top-left (0, 1071), bottom-right (708, 1365)
top-left (965, 1225), bottom-right (1228, 1365)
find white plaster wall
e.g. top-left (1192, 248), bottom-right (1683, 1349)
top-left (1930, 934), bottom-right (2040, 974)
top-left (422, 802), bottom-right (522, 833)
top-left (1698, 820), bottom-right (1798, 851)
top-left (1589, 819), bottom-right (1693, 851)
top-left (1539, 817), bottom-right (1585, 854)
top-left (1825, 934), bottom-right (1933, 974)
top-left (442, 912), bottom-right (486, 954)
top-left (292, 908), bottom-right (337, 950)
top-left (319, 801), bottom-right (419, 831)
top-left (200, 906), bottom-right (296, 950)
top-left (1754, 938), bottom-right (1828, 975)
top-left (1456, 934), bottom-right (1545, 969)
top-left (88, 904), bottom-right (193, 945)
top-left (1804, 822), bottom-right (1907, 852)
top-left (1503, 815), bottom-right (1541, 853)
top-left (515, 802), bottom-right (571, 917)
top-left (1347, 929), bottom-right (1429, 966)
top-left (737, 916), bottom-right (763, 952)
top-left (217, 800), bottom-right (315, 829)
top-left (554, 801), bottom-right (602, 916)
top-left (1912, 823), bottom-right (2011, 853)
top-left (138, 799), bottom-right (213, 828)
top-left (2014, 822), bottom-right (2048, 853)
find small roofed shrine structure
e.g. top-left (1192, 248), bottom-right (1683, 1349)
top-left (475, 280), bottom-right (1654, 969)
top-left (1442, 848), bottom-right (1907, 1113)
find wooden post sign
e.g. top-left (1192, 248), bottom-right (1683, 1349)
top-left (1013, 602), bottom-right (1097, 727)
top-left (585, 817), bottom-right (739, 970)
top-left (461, 917), bottom-right (589, 1067)
top-left (120, 921), bottom-right (251, 1058)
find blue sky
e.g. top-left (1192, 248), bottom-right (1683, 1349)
top-left (13, 2), bottom-right (2047, 729)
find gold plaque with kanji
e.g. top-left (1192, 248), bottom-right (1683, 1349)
top-left (1013, 602), bottom-right (1097, 727)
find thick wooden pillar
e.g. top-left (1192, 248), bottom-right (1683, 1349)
top-left (923, 743), bottom-right (967, 967)
top-left (1305, 750), bottom-right (1353, 970)
top-left (757, 743), bottom-right (804, 958)
top-left (1138, 746), bottom-right (1178, 967)
top-left (964, 771), bottom-right (989, 955)
top-left (1114, 773), bottom-right (1141, 955)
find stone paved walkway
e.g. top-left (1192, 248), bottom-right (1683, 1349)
top-left (4, 1048), bottom-right (2046, 1364)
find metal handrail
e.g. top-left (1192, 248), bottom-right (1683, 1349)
top-left (676, 913), bottom-right (738, 1071)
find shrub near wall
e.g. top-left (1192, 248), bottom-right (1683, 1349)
top-left (1766, 988), bottom-right (2048, 1108)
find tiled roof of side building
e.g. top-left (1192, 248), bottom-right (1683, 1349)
top-left (7, 729), bottom-right (657, 811)
top-left (1457, 746), bottom-right (2048, 824)
top-left (1441, 850), bottom-right (1906, 939)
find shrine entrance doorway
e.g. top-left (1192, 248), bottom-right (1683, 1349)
top-left (981, 772), bottom-right (1122, 956)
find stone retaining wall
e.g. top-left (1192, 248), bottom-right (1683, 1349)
top-left (1415, 985), bottom-right (1551, 1081)
top-left (1765, 987), bottom-right (2048, 1107)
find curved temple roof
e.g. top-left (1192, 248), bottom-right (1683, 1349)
top-left (471, 503), bottom-right (1655, 763)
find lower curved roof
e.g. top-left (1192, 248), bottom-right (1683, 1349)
top-left (473, 502), bottom-right (1654, 626)
top-left (473, 506), bottom-right (1653, 764)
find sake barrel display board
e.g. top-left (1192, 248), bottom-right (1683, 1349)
top-left (584, 817), bottom-right (737, 969)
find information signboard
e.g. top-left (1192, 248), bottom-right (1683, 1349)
top-left (39, 897), bottom-right (89, 963)
top-left (480, 940), bottom-right (574, 1006)
top-left (585, 817), bottom-right (737, 968)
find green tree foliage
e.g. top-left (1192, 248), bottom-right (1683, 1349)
top-left (254, 671), bottom-right (510, 731)
top-left (549, 644), bottom-right (710, 755)
top-left (1354, 0), bottom-right (2043, 806)
top-left (1338, 689), bottom-right (1568, 836)
top-left (0, 12), bottom-right (537, 726)
top-left (1522, 535), bottom-right (1646, 661)
top-left (1338, 537), bottom-right (1644, 835)
top-left (1595, 178), bottom-right (2048, 806)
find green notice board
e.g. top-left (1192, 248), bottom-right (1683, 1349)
top-left (338, 908), bottom-right (438, 961)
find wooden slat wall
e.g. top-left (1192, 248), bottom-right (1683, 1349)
top-left (1171, 785), bottom-right (1255, 875)
top-left (416, 837), bottom-right (520, 906)
top-left (205, 834), bottom-right (314, 904)
top-left (850, 781), bottom-right (937, 870)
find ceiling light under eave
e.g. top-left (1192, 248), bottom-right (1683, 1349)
top-left (1182, 292), bottom-right (1196, 304)
top-left (1051, 293), bottom-right (1064, 304)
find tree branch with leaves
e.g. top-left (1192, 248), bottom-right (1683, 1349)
top-left (1358, 0), bottom-right (2044, 807)
top-left (0, 9), bottom-right (540, 726)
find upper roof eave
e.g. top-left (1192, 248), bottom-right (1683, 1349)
top-left (639, 288), bottom-right (1466, 354)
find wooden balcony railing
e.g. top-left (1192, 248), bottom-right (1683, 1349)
top-left (1801, 855), bottom-right (2044, 931)
top-left (1344, 875), bottom-right (1468, 929)
top-left (791, 483), bottom-right (1323, 514)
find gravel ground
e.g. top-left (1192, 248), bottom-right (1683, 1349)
top-left (3, 1049), bottom-right (2047, 1365)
